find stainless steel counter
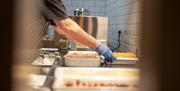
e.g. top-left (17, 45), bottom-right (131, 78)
top-left (27, 50), bottom-right (139, 91)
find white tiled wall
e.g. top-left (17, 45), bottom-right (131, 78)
top-left (62, 0), bottom-right (107, 16)
top-left (106, 0), bottom-right (141, 53)
top-left (61, 0), bottom-right (141, 53)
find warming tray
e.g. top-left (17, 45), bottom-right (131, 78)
top-left (110, 52), bottom-right (138, 65)
top-left (53, 67), bottom-right (139, 91)
top-left (65, 57), bottom-right (101, 67)
top-left (31, 57), bottom-right (56, 66)
top-left (108, 58), bottom-right (138, 65)
top-left (64, 51), bottom-right (101, 67)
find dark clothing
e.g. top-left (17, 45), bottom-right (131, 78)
top-left (26, 0), bottom-right (68, 48)
top-left (40, 0), bottom-right (68, 20)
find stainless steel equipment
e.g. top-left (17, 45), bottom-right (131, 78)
top-left (53, 67), bottom-right (140, 91)
top-left (69, 16), bottom-right (108, 50)
top-left (74, 8), bottom-right (89, 16)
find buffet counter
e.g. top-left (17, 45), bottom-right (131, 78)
top-left (17, 49), bottom-right (139, 91)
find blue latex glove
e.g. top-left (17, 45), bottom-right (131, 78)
top-left (94, 43), bottom-right (116, 63)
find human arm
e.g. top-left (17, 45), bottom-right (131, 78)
top-left (54, 18), bottom-right (99, 48)
top-left (41, 0), bottom-right (116, 62)
top-left (54, 18), bottom-right (116, 62)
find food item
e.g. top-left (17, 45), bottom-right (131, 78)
top-left (82, 82), bottom-right (86, 87)
top-left (76, 80), bottom-right (80, 86)
top-left (64, 81), bottom-right (73, 87)
top-left (64, 51), bottom-right (100, 67)
top-left (113, 52), bottom-right (137, 58)
top-left (111, 52), bottom-right (138, 64)
top-left (31, 57), bottom-right (55, 65)
top-left (115, 83), bottom-right (129, 87)
top-left (53, 68), bottom-right (139, 89)
top-left (61, 80), bottom-right (138, 88)
top-left (65, 53), bottom-right (98, 58)
top-left (65, 51), bottom-right (99, 58)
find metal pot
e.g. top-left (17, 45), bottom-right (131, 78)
top-left (74, 8), bottom-right (89, 16)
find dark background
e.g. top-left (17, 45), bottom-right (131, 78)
top-left (0, 0), bottom-right (179, 91)
top-left (140, 0), bottom-right (180, 91)
top-left (0, 0), bottom-right (13, 91)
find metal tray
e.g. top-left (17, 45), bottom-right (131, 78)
top-left (53, 67), bottom-right (139, 91)
top-left (108, 58), bottom-right (138, 65)
top-left (64, 51), bottom-right (101, 67)
top-left (31, 57), bottom-right (56, 67)
top-left (64, 57), bottom-right (101, 67)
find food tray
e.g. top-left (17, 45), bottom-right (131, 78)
top-left (64, 57), bottom-right (101, 67)
top-left (31, 57), bottom-right (56, 66)
top-left (64, 51), bottom-right (101, 67)
top-left (53, 77), bottom-right (139, 90)
top-left (39, 48), bottom-right (58, 52)
top-left (108, 58), bottom-right (138, 65)
top-left (53, 67), bottom-right (139, 90)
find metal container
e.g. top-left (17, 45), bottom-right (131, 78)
top-left (69, 16), bottom-right (108, 49)
top-left (64, 51), bottom-right (101, 67)
top-left (74, 8), bottom-right (89, 16)
top-left (53, 67), bottom-right (140, 90)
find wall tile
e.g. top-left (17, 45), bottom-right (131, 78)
top-left (107, 0), bottom-right (141, 52)
top-left (63, 0), bottom-right (141, 52)
top-left (84, 0), bottom-right (96, 7)
top-left (96, 0), bottom-right (106, 7)
top-left (63, 0), bottom-right (106, 16)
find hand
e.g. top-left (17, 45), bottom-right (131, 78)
top-left (94, 43), bottom-right (116, 63)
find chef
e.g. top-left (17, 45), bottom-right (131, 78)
top-left (39, 0), bottom-right (116, 63)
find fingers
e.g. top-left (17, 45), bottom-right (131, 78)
top-left (103, 51), bottom-right (116, 63)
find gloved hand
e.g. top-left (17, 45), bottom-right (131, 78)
top-left (94, 43), bottom-right (116, 63)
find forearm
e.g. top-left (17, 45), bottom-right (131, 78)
top-left (54, 18), bottom-right (99, 48)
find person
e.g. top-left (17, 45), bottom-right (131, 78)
top-left (39, 0), bottom-right (116, 63)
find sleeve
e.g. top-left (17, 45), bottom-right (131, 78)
top-left (41, 0), bottom-right (69, 20)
